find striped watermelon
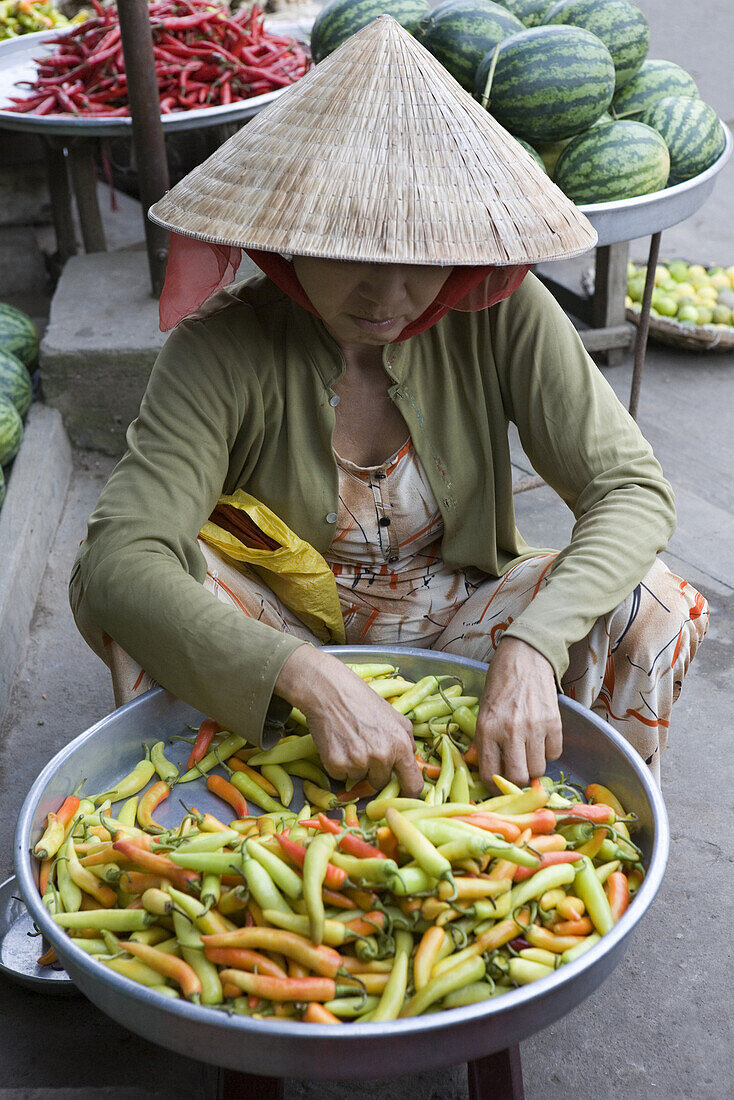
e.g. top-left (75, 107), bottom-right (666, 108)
top-left (498, 0), bottom-right (554, 26)
top-left (542, 0), bottom-right (649, 91)
top-left (475, 25), bottom-right (616, 143)
top-left (415, 0), bottom-right (523, 91)
top-left (0, 395), bottom-right (23, 467)
top-left (553, 119), bottom-right (669, 203)
top-left (611, 58), bottom-right (699, 119)
top-left (640, 96), bottom-right (726, 186)
top-left (0, 349), bottom-right (32, 418)
top-left (0, 303), bottom-right (38, 369)
top-left (309, 0), bottom-right (430, 62)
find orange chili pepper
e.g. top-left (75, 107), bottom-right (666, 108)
top-left (203, 946), bottom-right (287, 978)
top-left (206, 774), bottom-right (248, 819)
top-left (606, 870), bottom-right (630, 923)
top-left (304, 1002), bottom-right (342, 1024)
top-left (551, 917), bottom-right (594, 936)
top-left (137, 780), bottom-right (170, 831)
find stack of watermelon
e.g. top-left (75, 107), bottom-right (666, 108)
top-left (0, 304), bottom-right (38, 511)
top-left (310, 0), bottom-right (726, 206)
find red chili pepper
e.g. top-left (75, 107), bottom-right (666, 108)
top-left (275, 834), bottom-right (346, 890)
top-left (315, 813), bottom-right (386, 860)
top-left (185, 717), bottom-right (221, 771)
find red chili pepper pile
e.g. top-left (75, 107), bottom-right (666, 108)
top-left (6, 0), bottom-right (311, 117)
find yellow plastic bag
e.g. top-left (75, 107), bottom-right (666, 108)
top-left (199, 490), bottom-right (345, 644)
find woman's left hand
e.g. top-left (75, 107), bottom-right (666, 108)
top-left (474, 637), bottom-right (563, 788)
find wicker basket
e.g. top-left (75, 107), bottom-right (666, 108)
top-left (624, 305), bottom-right (734, 352)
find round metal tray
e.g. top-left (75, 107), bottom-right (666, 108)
top-left (14, 646), bottom-right (668, 1081)
top-left (578, 123), bottom-right (732, 248)
top-left (0, 874), bottom-right (76, 994)
top-left (0, 21), bottom-right (312, 137)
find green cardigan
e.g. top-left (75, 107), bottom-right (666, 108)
top-left (71, 272), bottom-right (675, 745)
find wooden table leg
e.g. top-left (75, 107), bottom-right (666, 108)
top-left (216, 1068), bottom-right (285, 1100)
top-left (467, 1045), bottom-right (525, 1100)
top-left (42, 137), bottom-right (77, 265)
top-left (68, 140), bottom-right (107, 253)
top-left (593, 242), bottom-right (630, 366)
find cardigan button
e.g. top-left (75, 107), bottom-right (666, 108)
top-left (329, 395), bottom-right (340, 407)
top-left (326, 512), bottom-right (338, 523)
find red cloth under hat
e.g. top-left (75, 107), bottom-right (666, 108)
top-left (158, 232), bottom-right (529, 337)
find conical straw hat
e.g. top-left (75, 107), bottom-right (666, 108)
top-left (149, 15), bottom-right (597, 265)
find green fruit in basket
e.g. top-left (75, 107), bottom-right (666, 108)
top-left (652, 264), bottom-right (669, 285)
top-left (710, 273), bottom-right (731, 290)
top-left (676, 304), bottom-right (699, 324)
top-left (672, 281), bottom-right (696, 299)
top-left (711, 305), bottom-right (732, 326)
top-left (656, 296), bottom-right (678, 318)
top-left (667, 259), bottom-right (689, 282)
top-left (716, 289), bottom-right (734, 309)
top-left (627, 275), bottom-right (645, 302)
top-left (659, 278), bottom-right (677, 293)
top-left (687, 264), bottom-right (707, 280)
top-left (676, 295), bottom-right (697, 310)
top-left (697, 285), bottom-right (718, 302)
top-left (707, 265), bottom-right (725, 276)
top-left (696, 305), bottom-right (713, 325)
top-left (626, 261), bottom-right (637, 278)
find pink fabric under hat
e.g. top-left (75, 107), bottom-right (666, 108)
top-left (158, 232), bottom-right (530, 337)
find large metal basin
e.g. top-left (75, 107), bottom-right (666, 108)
top-left (14, 646), bottom-right (668, 1081)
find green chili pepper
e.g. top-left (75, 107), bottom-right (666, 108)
top-left (303, 833), bottom-right (337, 945)
top-left (370, 930), bottom-right (413, 1021)
top-left (323, 995), bottom-right (380, 1018)
top-left (227, 769), bottom-right (289, 815)
top-left (509, 864), bottom-right (576, 910)
top-left (560, 932), bottom-right (602, 964)
top-left (329, 852), bottom-right (399, 885)
top-left (281, 759), bottom-right (332, 789)
top-left (260, 764), bottom-right (294, 806)
top-left (241, 854), bottom-right (293, 916)
top-left (53, 909), bottom-right (153, 931)
top-left (172, 909), bottom-right (223, 1005)
top-left (391, 675), bottom-right (455, 716)
top-left (508, 957), bottom-right (555, 986)
top-left (400, 954), bottom-right (486, 1017)
top-left (150, 741), bottom-right (180, 786)
top-left (386, 866), bottom-right (437, 896)
top-left (573, 855), bottom-right (614, 934)
top-left (246, 837), bottom-right (303, 900)
top-left (93, 748), bottom-right (156, 804)
top-left (385, 806), bottom-right (453, 883)
top-left (247, 734), bottom-right (317, 767)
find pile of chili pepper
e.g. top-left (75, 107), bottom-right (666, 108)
top-left (33, 662), bottom-right (644, 1021)
top-left (5, 0), bottom-right (310, 117)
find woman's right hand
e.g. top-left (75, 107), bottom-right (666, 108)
top-left (274, 645), bottom-right (423, 797)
